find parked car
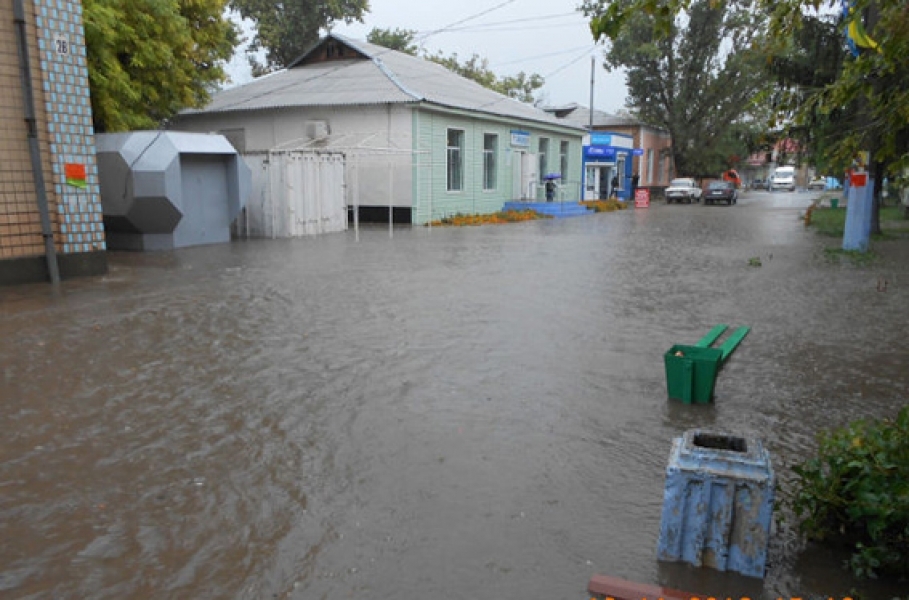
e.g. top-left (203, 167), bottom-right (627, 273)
top-left (808, 177), bottom-right (826, 190)
top-left (751, 178), bottom-right (765, 189)
top-left (665, 178), bottom-right (702, 204)
top-left (704, 181), bottom-right (737, 205)
top-left (771, 166), bottom-right (796, 191)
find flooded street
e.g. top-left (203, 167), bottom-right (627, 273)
top-left (2, 191), bottom-right (908, 600)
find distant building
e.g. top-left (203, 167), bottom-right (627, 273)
top-left (1, 0), bottom-right (107, 285)
top-left (174, 34), bottom-right (586, 225)
top-left (542, 104), bottom-right (672, 200)
top-left (743, 138), bottom-right (808, 188)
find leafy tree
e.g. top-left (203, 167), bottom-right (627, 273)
top-left (83, 0), bottom-right (238, 132)
top-left (762, 0), bottom-right (909, 232)
top-left (229, 0), bottom-right (369, 75)
top-left (424, 51), bottom-right (544, 104)
top-left (581, 0), bottom-right (769, 178)
top-left (365, 29), bottom-right (545, 104)
top-left (497, 72), bottom-right (546, 105)
top-left (589, 0), bottom-right (909, 228)
top-left (764, 15), bottom-right (852, 179)
top-left (366, 27), bottom-right (419, 56)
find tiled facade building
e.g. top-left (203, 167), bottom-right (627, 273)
top-left (1, 0), bottom-right (106, 285)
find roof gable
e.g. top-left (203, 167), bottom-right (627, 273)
top-left (288, 36), bottom-right (370, 68)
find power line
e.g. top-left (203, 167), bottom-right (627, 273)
top-left (415, 0), bottom-right (519, 44)
top-left (464, 47), bottom-right (598, 113)
top-left (219, 3), bottom-right (602, 115)
top-left (542, 47), bottom-right (598, 80)
top-left (428, 12), bottom-right (581, 32)
top-left (217, 2), bottom-right (523, 111)
top-left (491, 45), bottom-right (597, 68)
top-left (428, 23), bottom-right (586, 35)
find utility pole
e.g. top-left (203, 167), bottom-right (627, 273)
top-left (589, 56), bottom-right (595, 131)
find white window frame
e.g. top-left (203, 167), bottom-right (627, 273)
top-left (538, 137), bottom-right (550, 183)
top-left (447, 128), bottom-right (464, 192)
top-left (483, 133), bottom-right (498, 191)
top-left (559, 140), bottom-right (568, 180)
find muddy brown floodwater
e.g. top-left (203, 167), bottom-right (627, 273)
top-left (2, 191), bottom-right (908, 600)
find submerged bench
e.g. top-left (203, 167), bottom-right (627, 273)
top-left (693, 324), bottom-right (750, 363)
top-left (664, 324), bottom-right (750, 403)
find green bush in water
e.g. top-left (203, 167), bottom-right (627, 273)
top-left (789, 405), bottom-right (909, 578)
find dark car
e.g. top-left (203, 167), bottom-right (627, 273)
top-left (704, 181), bottom-right (737, 205)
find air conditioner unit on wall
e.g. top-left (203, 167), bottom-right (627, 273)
top-left (305, 120), bottom-right (329, 140)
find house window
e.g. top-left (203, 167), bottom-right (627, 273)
top-left (559, 141), bottom-right (569, 180)
top-left (447, 128), bottom-right (464, 191)
top-left (483, 133), bottom-right (497, 190)
top-left (538, 137), bottom-right (550, 183)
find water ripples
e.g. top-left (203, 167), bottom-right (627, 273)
top-left (2, 197), bottom-right (908, 599)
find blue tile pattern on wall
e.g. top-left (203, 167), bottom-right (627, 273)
top-left (34, 0), bottom-right (106, 253)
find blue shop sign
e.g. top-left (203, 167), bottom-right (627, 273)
top-left (590, 132), bottom-right (613, 146)
top-left (584, 145), bottom-right (616, 159)
top-left (633, 148), bottom-right (644, 156)
top-left (510, 130), bottom-right (530, 147)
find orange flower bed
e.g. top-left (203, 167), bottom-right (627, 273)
top-left (579, 199), bottom-right (629, 213)
top-left (429, 209), bottom-right (551, 227)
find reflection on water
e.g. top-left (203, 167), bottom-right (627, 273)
top-left (2, 195), bottom-right (908, 599)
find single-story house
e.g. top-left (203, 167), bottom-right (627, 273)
top-left (173, 34), bottom-right (586, 225)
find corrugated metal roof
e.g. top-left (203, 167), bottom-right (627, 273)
top-left (185, 34), bottom-right (583, 131)
top-left (185, 58), bottom-right (416, 114)
top-left (541, 104), bottom-right (666, 131)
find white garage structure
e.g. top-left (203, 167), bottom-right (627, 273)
top-left (241, 150), bottom-right (346, 238)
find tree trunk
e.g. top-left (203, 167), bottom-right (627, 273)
top-left (870, 157), bottom-right (882, 235)
top-left (867, 1), bottom-right (883, 235)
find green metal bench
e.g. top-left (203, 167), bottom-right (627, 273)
top-left (693, 324), bottom-right (750, 363)
top-left (664, 324), bottom-right (750, 403)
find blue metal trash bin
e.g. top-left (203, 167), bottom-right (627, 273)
top-left (656, 430), bottom-right (775, 578)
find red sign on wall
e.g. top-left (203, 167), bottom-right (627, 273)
top-left (64, 163), bottom-right (87, 189)
top-left (634, 188), bottom-right (651, 208)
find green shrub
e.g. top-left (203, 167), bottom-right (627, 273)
top-left (789, 405), bottom-right (909, 578)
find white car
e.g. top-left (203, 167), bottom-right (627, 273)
top-left (771, 166), bottom-right (796, 191)
top-left (665, 178), bottom-right (702, 204)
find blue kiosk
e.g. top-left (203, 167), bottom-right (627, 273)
top-left (582, 132), bottom-right (634, 201)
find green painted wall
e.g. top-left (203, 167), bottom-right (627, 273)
top-left (411, 108), bottom-right (583, 225)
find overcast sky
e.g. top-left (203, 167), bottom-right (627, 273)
top-left (224, 0), bottom-right (630, 114)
